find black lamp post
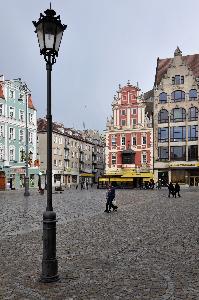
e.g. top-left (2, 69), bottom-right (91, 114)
top-left (33, 5), bottom-right (67, 283)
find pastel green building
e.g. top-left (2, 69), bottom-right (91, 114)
top-left (0, 76), bottom-right (38, 189)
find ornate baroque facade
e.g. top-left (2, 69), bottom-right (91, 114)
top-left (105, 82), bottom-right (153, 187)
top-left (154, 47), bottom-right (199, 186)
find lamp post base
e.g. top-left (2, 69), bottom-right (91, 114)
top-left (41, 211), bottom-right (59, 283)
top-left (24, 176), bottom-right (30, 196)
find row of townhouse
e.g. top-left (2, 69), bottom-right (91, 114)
top-left (37, 118), bottom-right (105, 188)
top-left (0, 76), bottom-right (105, 190)
top-left (105, 47), bottom-right (199, 187)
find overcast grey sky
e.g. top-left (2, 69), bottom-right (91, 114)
top-left (1, 0), bottom-right (199, 131)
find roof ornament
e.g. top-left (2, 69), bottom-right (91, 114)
top-left (174, 46), bottom-right (182, 56)
top-left (127, 80), bottom-right (130, 86)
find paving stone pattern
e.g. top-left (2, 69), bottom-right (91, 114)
top-left (0, 187), bottom-right (199, 299)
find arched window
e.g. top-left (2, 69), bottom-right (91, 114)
top-left (171, 90), bottom-right (185, 102)
top-left (189, 89), bottom-right (197, 100)
top-left (188, 107), bottom-right (198, 121)
top-left (159, 92), bottom-right (167, 103)
top-left (170, 108), bottom-right (186, 122)
top-left (158, 109), bottom-right (169, 123)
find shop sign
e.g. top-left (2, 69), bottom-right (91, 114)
top-left (14, 168), bottom-right (25, 174)
top-left (169, 162), bottom-right (198, 168)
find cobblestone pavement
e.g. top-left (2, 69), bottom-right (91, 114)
top-left (1, 187), bottom-right (199, 299)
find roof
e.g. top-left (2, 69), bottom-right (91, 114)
top-left (0, 82), bottom-right (5, 99)
top-left (155, 53), bottom-right (199, 86)
top-left (28, 94), bottom-right (36, 110)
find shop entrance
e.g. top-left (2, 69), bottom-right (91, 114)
top-left (190, 176), bottom-right (199, 186)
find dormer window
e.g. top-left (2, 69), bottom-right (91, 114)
top-left (172, 75), bottom-right (184, 85)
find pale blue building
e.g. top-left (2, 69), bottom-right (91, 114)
top-left (0, 76), bottom-right (38, 189)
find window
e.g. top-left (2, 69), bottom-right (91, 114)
top-left (0, 125), bottom-right (4, 137)
top-left (112, 153), bottom-right (116, 165)
top-left (188, 125), bottom-right (198, 141)
top-left (158, 128), bottom-right (168, 142)
top-left (9, 107), bottom-right (15, 118)
top-left (19, 129), bottom-right (24, 142)
top-left (142, 152), bottom-right (147, 163)
top-left (54, 159), bottom-right (57, 167)
top-left (171, 90), bottom-right (185, 102)
top-left (170, 108), bottom-right (186, 122)
top-left (59, 160), bottom-right (62, 167)
top-left (188, 107), bottom-right (198, 121)
top-left (121, 110), bottom-right (126, 115)
top-left (158, 146), bottom-right (169, 161)
top-left (9, 128), bottom-right (14, 139)
top-left (29, 132), bottom-right (33, 144)
top-left (9, 146), bottom-right (15, 161)
top-left (121, 119), bottom-right (126, 126)
top-left (0, 104), bottom-right (3, 116)
top-left (9, 90), bottom-right (14, 98)
top-left (132, 108), bottom-right (137, 115)
top-left (0, 145), bottom-right (4, 160)
top-left (132, 136), bottom-right (136, 146)
top-left (189, 89), bottom-right (197, 100)
top-left (132, 119), bottom-right (136, 127)
top-left (159, 92), bottom-right (167, 103)
top-left (19, 148), bottom-right (25, 162)
top-left (59, 137), bottom-right (62, 144)
top-left (112, 135), bottom-right (116, 146)
top-left (158, 109), bottom-right (169, 123)
top-left (19, 110), bottom-right (24, 122)
top-left (170, 126), bottom-right (186, 142)
top-left (170, 146), bottom-right (186, 161)
top-left (121, 136), bottom-right (125, 146)
top-left (142, 136), bottom-right (146, 145)
top-left (29, 113), bottom-right (33, 123)
top-left (188, 145), bottom-right (198, 161)
top-left (172, 75), bottom-right (184, 85)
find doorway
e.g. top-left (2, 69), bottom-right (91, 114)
top-left (190, 176), bottom-right (199, 186)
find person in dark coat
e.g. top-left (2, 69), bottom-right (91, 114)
top-left (175, 182), bottom-right (181, 197)
top-left (168, 182), bottom-right (175, 197)
top-left (104, 185), bottom-right (117, 213)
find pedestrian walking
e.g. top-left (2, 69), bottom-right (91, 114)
top-left (175, 182), bottom-right (181, 198)
top-left (104, 185), bottom-right (117, 213)
top-left (86, 181), bottom-right (88, 190)
top-left (168, 182), bottom-right (175, 197)
top-left (76, 184), bottom-right (78, 189)
top-left (81, 182), bottom-right (84, 190)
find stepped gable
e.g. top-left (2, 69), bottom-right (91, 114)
top-left (155, 52), bottom-right (199, 86)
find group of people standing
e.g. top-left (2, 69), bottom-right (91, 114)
top-left (168, 182), bottom-right (181, 198)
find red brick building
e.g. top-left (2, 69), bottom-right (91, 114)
top-left (104, 81), bottom-right (153, 187)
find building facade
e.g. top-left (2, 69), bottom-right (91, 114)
top-left (0, 76), bottom-right (37, 189)
top-left (105, 81), bottom-right (153, 187)
top-left (37, 119), bottom-right (105, 187)
top-left (154, 47), bottom-right (199, 186)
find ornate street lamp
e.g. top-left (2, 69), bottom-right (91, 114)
top-left (33, 5), bottom-right (67, 283)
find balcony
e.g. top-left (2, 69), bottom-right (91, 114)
top-left (64, 156), bottom-right (70, 161)
top-left (64, 145), bottom-right (69, 150)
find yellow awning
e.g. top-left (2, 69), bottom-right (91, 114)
top-left (80, 173), bottom-right (94, 177)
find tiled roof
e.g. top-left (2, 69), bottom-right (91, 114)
top-left (155, 53), bottom-right (199, 86)
top-left (28, 94), bottom-right (36, 110)
top-left (37, 118), bottom-right (104, 146)
top-left (0, 82), bottom-right (5, 99)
